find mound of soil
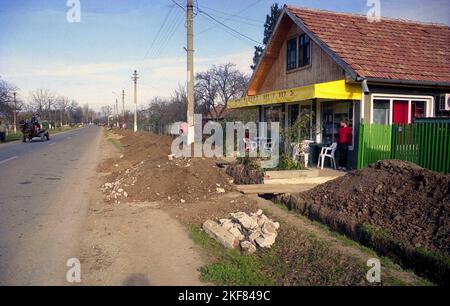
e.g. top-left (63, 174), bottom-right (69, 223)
top-left (295, 160), bottom-right (450, 255)
top-left (103, 129), bottom-right (234, 203)
top-left (226, 164), bottom-right (264, 185)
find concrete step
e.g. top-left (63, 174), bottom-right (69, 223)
top-left (264, 176), bottom-right (339, 185)
top-left (264, 169), bottom-right (319, 179)
top-left (236, 184), bottom-right (318, 195)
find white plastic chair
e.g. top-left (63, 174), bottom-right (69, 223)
top-left (317, 142), bottom-right (337, 169)
top-left (243, 138), bottom-right (257, 152)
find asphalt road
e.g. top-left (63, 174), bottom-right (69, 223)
top-left (0, 126), bottom-right (102, 285)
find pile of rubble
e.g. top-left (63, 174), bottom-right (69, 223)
top-left (100, 160), bottom-right (145, 203)
top-left (203, 210), bottom-right (280, 254)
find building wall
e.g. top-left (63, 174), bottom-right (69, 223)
top-left (362, 84), bottom-right (450, 123)
top-left (257, 25), bottom-right (345, 95)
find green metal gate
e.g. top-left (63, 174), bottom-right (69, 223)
top-left (357, 121), bottom-right (450, 173)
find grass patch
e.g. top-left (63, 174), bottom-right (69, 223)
top-left (5, 133), bottom-right (22, 142)
top-left (189, 223), bottom-right (374, 286)
top-left (107, 137), bottom-right (124, 151)
top-left (189, 225), bottom-right (274, 286)
top-left (2, 126), bottom-right (78, 143)
top-left (360, 223), bottom-right (449, 286)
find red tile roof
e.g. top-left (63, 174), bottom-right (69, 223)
top-left (287, 6), bottom-right (450, 84)
top-left (206, 104), bottom-right (233, 120)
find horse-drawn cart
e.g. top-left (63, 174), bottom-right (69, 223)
top-left (21, 120), bottom-right (50, 143)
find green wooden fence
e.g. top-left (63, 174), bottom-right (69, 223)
top-left (357, 122), bottom-right (450, 173)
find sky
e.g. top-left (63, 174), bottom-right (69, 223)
top-left (0, 0), bottom-right (449, 111)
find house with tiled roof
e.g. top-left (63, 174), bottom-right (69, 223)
top-left (229, 5), bottom-right (450, 168)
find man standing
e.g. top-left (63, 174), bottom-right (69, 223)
top-left (0, 120), bottom-right (7, 143)
top-left (337, 121), bottom-right (352, 170)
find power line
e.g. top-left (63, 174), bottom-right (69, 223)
top-left (201, 11), bottom-right (262, 27)
top-left (170, 0), bottom-right (185, 11)
top-left (198, 9), bottom-right (262, 45)
top-left (152, 9), bottom-right (184, 59)
top-left (197, 0), bottom-right (264, 35)
top-left (143, 5), bottom-right (176, 60)
top-left (199, 4), bottom-right (263, 24)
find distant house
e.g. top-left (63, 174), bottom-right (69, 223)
top-left (228, 5), bottom-right (450, 167)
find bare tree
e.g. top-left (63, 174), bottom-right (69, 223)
top-left (101, 105), bottom-right (112, 118)
top-left (195, 70), bottom-right (218, 115)
top-left (0, 78), bottom-right (18, 119)
top-left (212, 63), bottom-right (249, 116)
top-left (30, 89), bottom-right (56, 121)
top-left (195, 63), bottom-right (249, 119)
top-left (56, 96), bottom-right (70, 126)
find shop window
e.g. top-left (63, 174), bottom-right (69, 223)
top-left (411, 101), bottom-right (426, 121)
top-left (373, 99), bottom-right (390, 124)
top-left (288, 104), bottom-right (299, 126)
top-left (298, 34), bottom-right (311, 67)
top-left (286, 38), bottom-right (297, 71)
top-left (264, 106), bottom-right (284, 138)
top-left (322, 102), bottom-right (353, 145)
top-left (300, 105), bottom-right (313, 140)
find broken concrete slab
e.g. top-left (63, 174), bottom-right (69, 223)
top-left (240, 241), bottom-right (257, 254)
top-left (229, 226), bottom-right (245, 241)
top-left (202, 220), bottom-right (238, 249)
top-left (262, 220), bottom-right (277, 235)
top-left (230, 212), bottom-right (258, 230)
top-left (255, 233), bottom-right (276, 248)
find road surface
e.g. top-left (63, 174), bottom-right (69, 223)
top-left (0, 126), bottom-right (102, 285)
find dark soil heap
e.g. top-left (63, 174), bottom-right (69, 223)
top-left (296, 160), bottom-right (450, 255)
top-left (104, 129), bottom-right (233, 203)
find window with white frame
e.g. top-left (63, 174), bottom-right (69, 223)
top-left (370, 95), bottom-right (433, 124)
top-left (373, 99), bottom-right (390, 124)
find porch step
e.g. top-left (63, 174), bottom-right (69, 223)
top-left (264, 169), bottom-right (319, 180)
top-left (236, 184), bottom-right (318, 195)
top-left (264, 176), bottom-right (340, 185)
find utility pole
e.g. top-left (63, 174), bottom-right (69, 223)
top-left (186, 0), bottom-right (195, 144)
top-left (13, 92), bottom-right (17, 133)
top-left (132, 70), bottom-right (139, 132)
top-left (115, 98), bottom-right (119, 127)
top-left (122, 90), bottom-right (125, 128)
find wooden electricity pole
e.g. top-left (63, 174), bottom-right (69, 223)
top-left (186, 0), bottom-right (195, 144)
top-left (132, 71), bottom-right (139, 132)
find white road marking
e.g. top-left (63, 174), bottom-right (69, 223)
top-left (49, 142), bottom-right (56, 146)
top-left (0, 156), bottom-right (18, 165)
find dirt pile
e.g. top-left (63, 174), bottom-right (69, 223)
top-left (101, 129), bottom-right (234, 203)
top-left (290, 160), bottom-right (450, 255)
top-left (226, 164), bottom-right (264, 185)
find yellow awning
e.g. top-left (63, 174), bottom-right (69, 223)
top-left (228, 80), bottom-right (361, 109)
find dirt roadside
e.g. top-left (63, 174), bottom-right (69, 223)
top-left (82, 128), bottom-right (428, 286)
top-left (79, 130), bottom-right (205, 285)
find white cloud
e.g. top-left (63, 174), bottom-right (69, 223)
top-left (0, 49), bottom-right (254, 110)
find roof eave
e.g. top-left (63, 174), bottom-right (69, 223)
top-left (245, 8), bottom-right (291, 96)
top-left (364, 77), bottom-right (450, 88)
